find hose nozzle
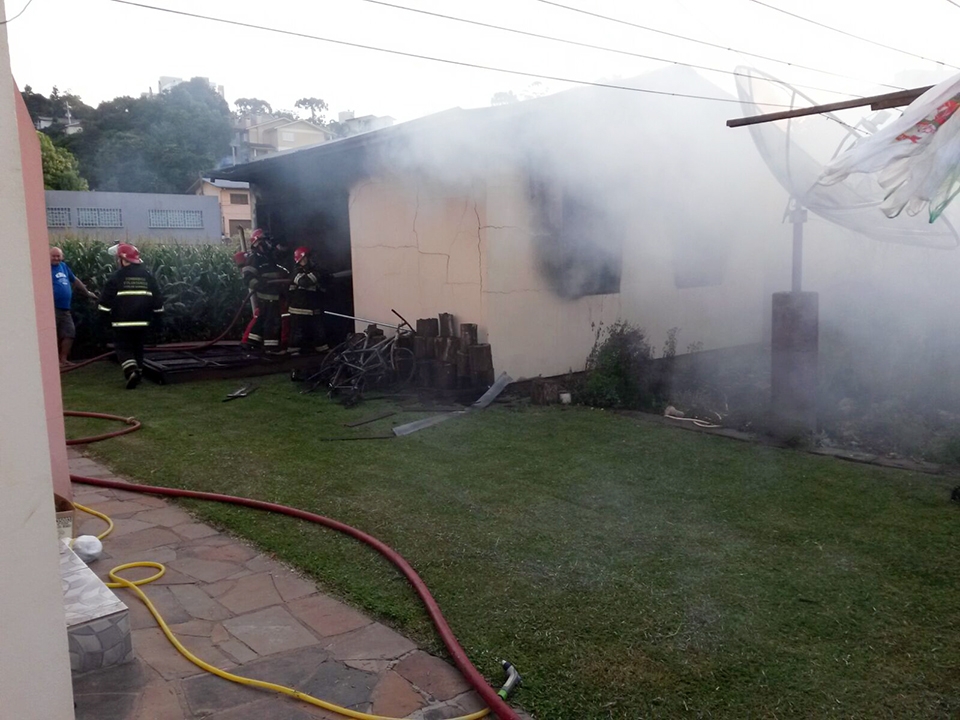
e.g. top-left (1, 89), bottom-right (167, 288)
top-left (497, 660), bottom-right (522, 700)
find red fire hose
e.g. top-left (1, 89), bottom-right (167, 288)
top-left (71, 474), bottom-right (521, 720)
top-left (63, 411), bottom-right (141, 445)
top-left (61, 284), bottom-right (524, 717)
top-left (61, 291), bottom-right (254, 375)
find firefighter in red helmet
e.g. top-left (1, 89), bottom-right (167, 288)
top-left (97, 243), bottom-right (164, 389)
top-left (240, 229), bottom-right (288, 352)
top-left (287, 246), bottom-right (327, 355)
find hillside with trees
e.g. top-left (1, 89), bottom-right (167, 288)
top-left (24, 78), bottom-right (232, 193)
top-left (24, 83), bottom-right (358, 193)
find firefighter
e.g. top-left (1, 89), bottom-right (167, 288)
top-left (98, 243), bottom-right (164, 389)
top-left (287, 246), bottom-right (328, 355)
top-left (241, 229), bottom-right (288, 353)
top-left (234, 249), bottom-right (261, 348)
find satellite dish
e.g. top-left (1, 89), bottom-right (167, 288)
top-left (735, 66), bottom-right (959, 250)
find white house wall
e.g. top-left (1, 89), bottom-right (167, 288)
top-left (348, 174), bottom-right (486, 334)
top-left (481, 162), bottom-right (788, 380)
top-left (482, 170), bottom-right (622, 380)
top-left (473, 69), bottom-right (798, 380)
top-left (347, 135), bottom-right (792, 381)
top-left (348, 159), bottom-right (788, 382)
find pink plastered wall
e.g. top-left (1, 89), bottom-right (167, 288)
top-left (15, 84), bottom-right (71, 500)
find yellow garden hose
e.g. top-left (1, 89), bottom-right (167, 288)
top-left (74, 504), bottom-right (490, 720)
top-left (73, 502), bottom-right (114, 540)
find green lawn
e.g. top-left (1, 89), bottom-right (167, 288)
top-left (63, 366), bottom-right (960, 719)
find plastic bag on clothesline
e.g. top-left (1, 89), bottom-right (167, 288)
top-left (820, 72), bottom-right (960, 221)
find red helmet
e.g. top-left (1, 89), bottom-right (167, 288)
top-left (293, 246), bottom-right (310, 263)
top-left (233, 250), bottom-right (248, 267)
top-left (116, 243), bottom-right (142, 264)
top-left (249, 228), bottom-right (265, 247)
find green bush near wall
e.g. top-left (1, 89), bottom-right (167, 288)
top-left (56, 238), bottom-right (250, 357)
top-left (575, 321), bottom-right (672, 410)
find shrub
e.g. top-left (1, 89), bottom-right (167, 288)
top-left (576, 321), bottom-right (663, 410)
top-left (57, 238), bottom-right (250, 357)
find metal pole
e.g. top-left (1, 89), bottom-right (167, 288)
top-left (792, 219), bottom-right (803, 292)
top-left (789, 204), bottom-right (808, 293)
top-left (323, 310), bottom-right (401, 330)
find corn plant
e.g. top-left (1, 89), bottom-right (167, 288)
top-left (56, 238), bottom-right (250, 357)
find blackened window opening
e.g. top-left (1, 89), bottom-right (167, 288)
top-left (531, 178), bottom-right (622, 299)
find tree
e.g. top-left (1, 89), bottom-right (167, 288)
top-left (66, 78), bottom-right (232, 193)
top-left (22, 85), bottom-right (53, 121)
top-left (44, 86), bottom-right (93, 121)
top-left (324, 120), bottom-right (349, 139)
top-left (59, 91), bottom-right (94, 121)
top-left (21, 85), bottom-right (94, 127)
top-left (294, 97), bottom-right (329, 123)
top-left (234, 97), bottom-right (272, 116)
top-left (22, 79), bottom-right (231, 192)
top-left (491, 90), bottom-right (518, 106)
top-left (37, 132), bottom-right (88, 190)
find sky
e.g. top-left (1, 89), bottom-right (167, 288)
top-left (5, 0), bottom-right (960, 123)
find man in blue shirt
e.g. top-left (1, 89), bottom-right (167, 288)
top-left (50, 246), bottom-right (97, 366)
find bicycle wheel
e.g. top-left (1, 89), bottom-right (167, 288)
top-left (391, 347), bottom-right (416, 385)
top-left (345, 332), bottom-right (368, 351)
top-left (326, 363), bottom-right (351, 399)
top-left (301, 344), bottom-right (344, 394)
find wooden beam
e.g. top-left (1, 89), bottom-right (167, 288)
top-left (726, 86), bottom-right (931, 128)
top-left (869, 86), bottom-right (932, 111)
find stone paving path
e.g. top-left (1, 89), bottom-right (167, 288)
top-left (67, 449), bottom-right (502, 720)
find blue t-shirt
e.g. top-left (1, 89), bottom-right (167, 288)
top-left (52, 262), bottom-right (76, 310)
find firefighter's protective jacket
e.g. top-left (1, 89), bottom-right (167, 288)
top-left (242, 247), bottom-right (287, 303)
top-left (98, 264), bottom-right (164, 328)
top-left (287, 262), bottom-right (325, 315)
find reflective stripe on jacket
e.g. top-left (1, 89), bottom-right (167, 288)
top-left (99, 264), bottom-right (164, 329)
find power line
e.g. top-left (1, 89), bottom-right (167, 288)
top-left (746, 0), bottom-right (960, 71)
top-left (359, 0), bottom-right (862, 99)
top-left (1, 0), bottom-right (36, 24)
top-left (107, 0), bottom-right (799, 108)
top-left (535, 0), bottom-right (904, 91)
top-left (947, 0), bottom-right (960, 8)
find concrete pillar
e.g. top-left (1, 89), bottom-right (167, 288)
top-left (0, 2), bottom-right (76, 716)
top-left (771, 291), bottom-right (819, 434)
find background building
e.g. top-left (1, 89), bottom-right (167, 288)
top-left (230, 115), bottom-right (332, 165)
top-left (45, 190), bottom-right (222, 243)
top-left (189, 177), bottom-right (253, 239)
